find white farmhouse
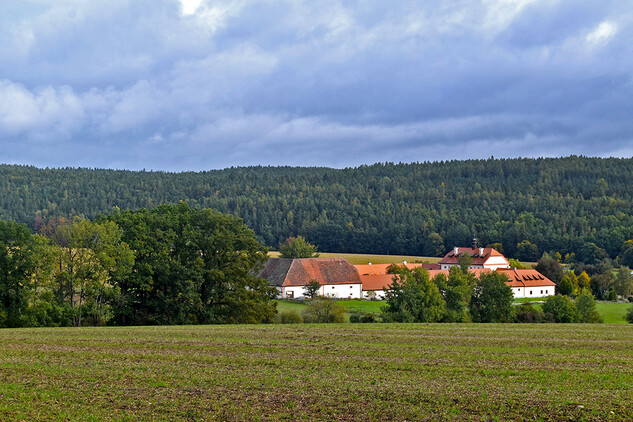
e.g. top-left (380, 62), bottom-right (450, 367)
top-left (439, 246), bottom-right (510, 271)
top-left (259, 257), bottom-right (363, 299)
top-left (496, 268), bottom-right (556, 298)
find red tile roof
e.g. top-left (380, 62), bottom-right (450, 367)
top-left (496, 268), bottom-right (556, 287)
top-left (259, 258), bottom-right (361, 287)
top-left (439, 247), bottom-right (508, 266)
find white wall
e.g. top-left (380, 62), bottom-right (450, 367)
top-left (282, 284), bottom-right (363, 299)
top-left (321, 283), bottom-right (363, 299)
top-left (484, 256), bottom-right (510, 270)
top-left (363, 290), bottom-right (387, 300)
top-left (511, 285), bottom-right (555, 298)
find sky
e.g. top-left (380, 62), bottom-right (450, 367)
top-left (0, 0), bottom-right (632, 171)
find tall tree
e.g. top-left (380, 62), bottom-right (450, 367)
top-left (575, 289), bottom-right (602, 323)
top-left (614, 267), bottom-right (632, 297)
top-left (105, 203), bottom-right (276, 325)
top-left (43, 218), bottom-right (133, 327)
top-left (433, 267), bottom-right (474, 322)
top-left (535, 253), bottom-right (564, 284)
top-left (383, 267), bottom-right (446, 323)
top-left (278, 236), bottom-right (319, 259)
top-left (469, 272), bottom-right (514, 323)
top-left (0, 221), bottom-right (41, 327)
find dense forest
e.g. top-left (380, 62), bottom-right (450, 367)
top-left (2, 156), bottom-right (633, 261)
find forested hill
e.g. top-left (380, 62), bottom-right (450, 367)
top-left (2, 156), bottom-right (633, 260)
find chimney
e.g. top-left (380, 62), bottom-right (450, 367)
top-left (402, 260), bottom-right (407, 265)
top-left (368, 262), bottom-right (372, 265)
top-left (454, 246), bottom-right (459, 254)
top-left (479, 247), bottom-right (484, 255)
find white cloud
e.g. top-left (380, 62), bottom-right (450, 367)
top-left (0, 80), bottom-right (84, 137)
top-left (179, 0), bottom-right (203, 16)
top-left (586, 21), bottom-right (618, 48)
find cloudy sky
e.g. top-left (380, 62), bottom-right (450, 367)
top-left (1, 0), bottom-right (632, 171)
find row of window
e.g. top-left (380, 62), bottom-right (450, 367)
top-left (515, 288), bottom-right (548, 295)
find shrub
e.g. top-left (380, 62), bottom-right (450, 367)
top-left (349, 311), bottom-right (377, 323)
top-left (542, 295), bottom-right (579, 323)
top-left (277, 310), bottom-right (303, 324)
top-left (607, 288), bottom-right (618, 302)
top-left (514, 304), bottom-right (545, 323)
top-left (626, 306), bottom-right (633, 324)
top-left (575, 289), bottom-right (602, 323)
top-left (301, 297), bottom-right (346, 323)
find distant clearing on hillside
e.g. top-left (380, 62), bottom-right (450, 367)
top-left (268, 251), bottom-right (440, 265)
top-left (1, 324), bottom-right (631, 421)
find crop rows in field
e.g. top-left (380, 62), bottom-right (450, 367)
top-left (1, 324), bottom-right (632, 421)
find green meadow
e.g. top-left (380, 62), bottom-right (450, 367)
top-left (278, 299), bottom-right (631, 323)
top-left (1, 324), bottom-right (632, 421)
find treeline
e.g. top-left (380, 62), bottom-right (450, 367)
top-left (3, 157), bottom-right (633, 261)
top-left (0, 204), bottom-right (276, 328)
top-left (380, 267), bottom-right (603, 324)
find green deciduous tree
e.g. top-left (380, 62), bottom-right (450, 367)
top-left (614, 267), bottom-right (632, 297)
top-left (0, 221), bottom-right (41, 327)
top-left (618, 240), bottom-right (633, 268)
top-left (535, 253), bottom-right (564, 284)
top-left (542, 295), bottom-right (579, 323)
top-left (458, 253), bottom-right (473, 273)
top-left (43, 218), bottom-right (133, 327)
top-left (383, 267), bottom-right (446, 323)
top-left (105, 203), bottom-right (275, 325)
top-left (304, 280), bottom-right (321, 299)
top-left (507, 258), bottom-right (527, 269)
top-left (516, 240), bottom-right (540, 262)
top-left (557, 277), bottom-right (575, 296)
top-left (626, 305), bottom-right (633, 324)
top-left (278, 236), bottom-right (319, 259)
top-left (575, 289), bottom-right (602, 323)
top-left (469, 272), bottom-right (514, 323)
top-left (301, 297), bottom-right (345, 323)
top-left (434, 267), bottom-right (474, 322)
top-left (590, 271), bottom-right (614, 300)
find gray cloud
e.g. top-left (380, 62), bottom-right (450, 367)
top-left (0, 0), bottom-right (632, 170)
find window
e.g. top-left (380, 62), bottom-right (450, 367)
top-left (540, 290), bottom-right (543, 294)
top-left (287, 291), bottom-right (294, 299)
top-left (332, 286), bottom-right (335, 289)
top-left (350, 286), bottom-right (353, 289)
top-left (529, 290), bottom-right (532, 295)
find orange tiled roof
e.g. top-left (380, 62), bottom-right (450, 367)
top-left (439, 247), bottom-right (508, 266)
top-left (496, 268), bottom-right (556, 287)
top-left (360, 268), bottom-right (493, 291)
top-left (355, 262), bottom-right (439, 276)
top-left (360, 274), bottom-right (397, 291)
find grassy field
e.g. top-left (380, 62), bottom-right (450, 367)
top-left (278, 299), bottom-right (632, 323)
top-left (596, 302), bottom-right (631, 323)
top-left (275, 299), bottom-right (386, 322)
top-left (268, 251), bottom-right (440, 265)
top-left (1, 324), bottom-right (632, 421)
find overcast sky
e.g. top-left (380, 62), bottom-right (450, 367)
top-left (1, 0), bottom-right (632, 171)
